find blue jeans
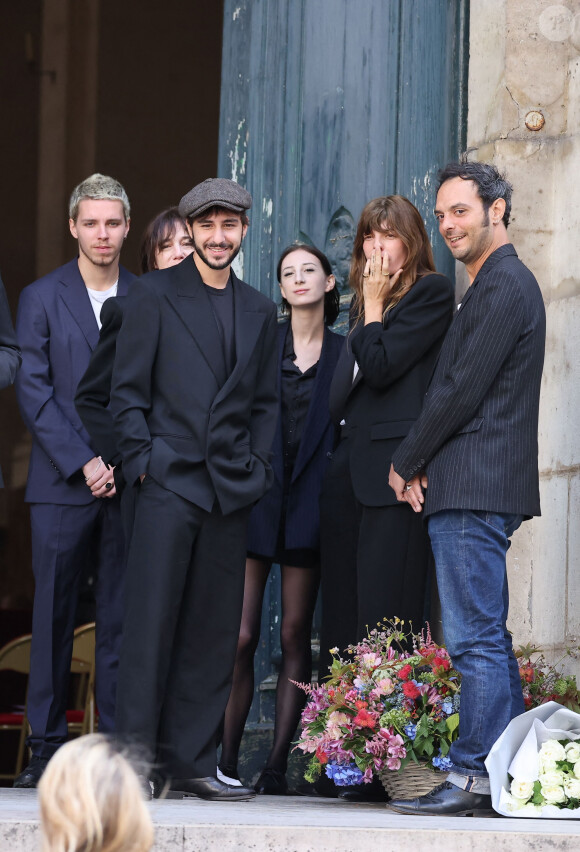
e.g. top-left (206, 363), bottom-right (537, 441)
top-left (428, 509), bottom-right (524, 794)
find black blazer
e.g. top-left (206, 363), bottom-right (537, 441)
top-left (110, 257), bottom-right (279, 515)
top-left (247, 321), bottom-right (344, 555)
top-left (392, 244), bottom-right (546, 518)
top-left (330, 272), bottom-right (455, 507)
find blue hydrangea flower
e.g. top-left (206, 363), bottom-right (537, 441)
top-left (432, 753), bottom-right (453, 771)
top-left (325, 762), bottom-right (364, 786)
top-left (441, 699), bottom-right (454, 715)
top-left (404, 723), bottom-right (417, 740)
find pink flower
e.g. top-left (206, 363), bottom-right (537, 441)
top-left (386, 757), bottom-right (402, 771)
top-left (363, 766), bottom-right (374, 782)
top-left (375, 677), bottom-right (395, 696)
top-left (387, 734), bottom-right (406, 759)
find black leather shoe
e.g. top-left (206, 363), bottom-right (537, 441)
top-left (13, 755), bottom-right (49, 788)
top-left (339, 777), bottom-right (388, 802)
top-left (171, 776), bottom-right (255, 801)
top-left (254, 767), bottom-right (288, 795)
top-left (386, 781), bottom-right (495, 817)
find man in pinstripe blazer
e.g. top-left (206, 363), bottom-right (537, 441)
top-left (387, 162), bottom-right (546, 817)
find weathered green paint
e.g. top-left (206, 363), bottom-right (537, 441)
top-left (219, 0), bottom-right (468, 299)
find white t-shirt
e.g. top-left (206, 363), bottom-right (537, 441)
top-left (86, 280), bottom-right (118, 328)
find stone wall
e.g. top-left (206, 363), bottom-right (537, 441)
top-left (468, 0), bottom-right (580, 666)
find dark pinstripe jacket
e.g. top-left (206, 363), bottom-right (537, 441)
top-left (392, 244), bottom-right (546, 519)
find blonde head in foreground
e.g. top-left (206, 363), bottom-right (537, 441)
top-left (38, 734), bottom-right (154, 852)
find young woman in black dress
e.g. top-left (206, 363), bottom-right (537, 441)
top-left (218, 244), bottom-right (344, 795)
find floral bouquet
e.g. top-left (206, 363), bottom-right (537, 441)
top-left (486, 702), bottom-right (580, 818)
top-left (295, 621), bottom-right (460, 786)
top-left (517, 645), bottom-right (580, 712)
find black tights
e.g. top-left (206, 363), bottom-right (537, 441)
top-left (220, 558), bottom-right (320, 774)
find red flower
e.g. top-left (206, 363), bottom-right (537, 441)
top-left (519, 666), bottom-right (534, 684)
top-left (354, 700), bottom-right (368, 710)
top-left (316, 746), bottom-right (329, 764)
top-left (432, 656), bottom-right (450, 672)
top-left (402, 681), bottom-right (421, 699)
top-left (397, 664), bottom-right (412, 681)
top-left (353, 709), bottom-right (377, 729)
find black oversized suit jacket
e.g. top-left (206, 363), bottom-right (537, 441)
top-left (329, 272), bottom-right (455, 507)
top-left (392, 244), bottom-right (546, 518)
top-left (109, 256), bottom-right (279, 515)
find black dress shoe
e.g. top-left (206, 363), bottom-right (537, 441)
top-left (254, 767), bottom-right (288, 795)
top-left (386, 781), bottom-right (495, 817)
top-left (171, 775), bottom-right (255, 801)
top-left (13, 755), bottom-right (49, 789)
top-left (338, 777), bottom-right (389, 802)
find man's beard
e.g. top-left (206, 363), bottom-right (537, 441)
top-left (79, 243), bottom-right (119, 268)
top-left (193, 238), bottom-right (241, 271)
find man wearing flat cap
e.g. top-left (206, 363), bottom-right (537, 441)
top-left (110, 178), bottom-right (278, 800)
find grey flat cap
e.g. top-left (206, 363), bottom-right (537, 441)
top-left (178, 178), bottom-right (252, 219)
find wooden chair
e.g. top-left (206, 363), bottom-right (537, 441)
top-left (0, 622), bottom-right (97, 780)
top-left (68, 622), bottom-right (97, 736)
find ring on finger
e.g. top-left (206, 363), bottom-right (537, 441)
top-left (404, 484), bottom-right (412, 492)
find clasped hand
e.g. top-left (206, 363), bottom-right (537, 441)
top-left (82, 456), bottom-right (116, 498)
top-left (388, 463), bottom-right (427, 513)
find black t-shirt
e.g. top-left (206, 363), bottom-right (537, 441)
top-left (204, 277), bottom-right (235, 375)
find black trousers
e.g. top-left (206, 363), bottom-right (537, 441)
top-left (115, 476), bottom-right (250, 779)
top-left (319, 437), bottom-right (432, 676)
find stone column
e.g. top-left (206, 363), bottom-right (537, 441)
top-left (468, 0), bottom-right (580, 668)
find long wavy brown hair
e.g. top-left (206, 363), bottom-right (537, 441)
top-left (350, 196), bottom-right (436, 328)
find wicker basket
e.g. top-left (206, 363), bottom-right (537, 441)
top-left (379, 762), bottom-right (448, 799)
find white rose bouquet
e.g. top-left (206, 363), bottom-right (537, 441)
top-left (504, 739), bottom-right (580, 813)
top-left (486, 702), bottom-right (580, 818)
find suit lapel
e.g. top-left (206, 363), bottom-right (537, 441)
top-left (58, 259), bottom-right (100, 350)
top-left (456, 244), bottom-right (518, 316)
top-left (166, 257), bottom-right (228, 387)
top-left (269, 323), bottom-right (288, 486)
top-left (117, 265), bottom-right (134, 297)
top-left (213, 270), bottom-right (267, 403)
top-left (292, 326), bottom-right (335, 482)
top-left (329, 336), bottom-right (356, 424)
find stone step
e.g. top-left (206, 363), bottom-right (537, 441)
top-left (1, 789), bottom-right (579, 852)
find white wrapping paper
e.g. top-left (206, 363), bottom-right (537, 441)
top-left (485, 701), bottom-right (580, 818)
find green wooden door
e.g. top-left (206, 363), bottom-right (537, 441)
top-left (218, 0), bottom-right (468, 729)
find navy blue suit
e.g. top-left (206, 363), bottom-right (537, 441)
top-left (0, 273), bottom-right (21, 486)
top-left (247, 322), bottom-right (344, 556)
top-left (15, 258), bottom-right (134, 757)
